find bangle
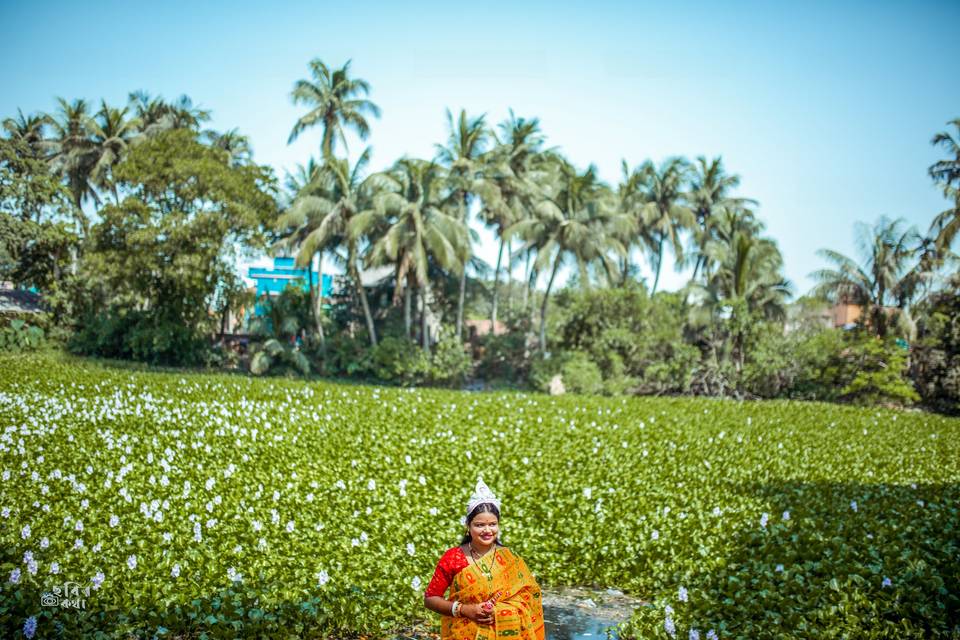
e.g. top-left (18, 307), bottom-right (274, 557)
top-left (452, 601), bottom-right (461, 617)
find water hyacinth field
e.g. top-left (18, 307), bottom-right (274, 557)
top-left (1, 353), bottom-right (958, 639)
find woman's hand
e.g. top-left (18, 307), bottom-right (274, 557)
top-left (461, 603), bottom-right (494, 625)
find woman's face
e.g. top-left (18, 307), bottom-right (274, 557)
top-left (468, 512), bottom-right (499, 545)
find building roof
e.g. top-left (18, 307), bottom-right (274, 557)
top-left (0, 288), bottom-right (44, 314)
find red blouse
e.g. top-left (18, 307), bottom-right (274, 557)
top-left (425, 546), bottom-right (470, 598)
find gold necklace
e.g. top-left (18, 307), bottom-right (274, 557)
top-left (469, 542), bottom-right (496, 578)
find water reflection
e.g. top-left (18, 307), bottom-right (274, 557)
top-left (543, 602), bottom-right (621, 640)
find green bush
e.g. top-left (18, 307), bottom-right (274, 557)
top-left (837, 333), bottom-right (920, 406)
top-left (475, 331), bottom-right (533, 382)
top-left (368, 336), bottom-right (431, 385)
top-left (529, 350), bottom-right (604, 395)
top-left (68, 309), bottom-right (210, 367)
top-left (911, 282), bottom-right (960, 414)
top-left (0, 318), bottom-right (45, 352)
top-left (426, 335), bottom-right (473, 387)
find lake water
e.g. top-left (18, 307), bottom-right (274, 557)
top-left (543, 602), bottom-right (622, 640)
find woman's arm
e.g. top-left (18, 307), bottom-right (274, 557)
top-left (423, 596), bottom-right (491, 624)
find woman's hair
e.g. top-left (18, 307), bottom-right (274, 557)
top-left (460, 502), bottom-right (503, 546)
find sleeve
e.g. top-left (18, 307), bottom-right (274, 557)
top-left (424, 551), bottom-right (454, 598)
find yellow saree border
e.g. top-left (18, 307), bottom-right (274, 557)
top-left (441, 547), bottom-right (545, 640)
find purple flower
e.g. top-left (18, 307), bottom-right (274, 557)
top-left (23, 616), bottom-right (37, 639)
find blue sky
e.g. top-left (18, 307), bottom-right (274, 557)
top-left (3, 0), bottom-right (958, 294)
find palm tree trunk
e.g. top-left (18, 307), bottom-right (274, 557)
top-left (506, 239), bottom-right (513, 315)
top-left (652, 233), bottom-right (665, 295)
top-left (491, 236), bottom-right (505, 328)
top-left (421, 284), bottom-right (431, 353)
top-left (456, 268), bottom-right (467, 341)
top-left (314, 252), bottom-right (326, 349)
top-left (539, 254), bottom-right (562, 355)
top-left (349, 242), bottom-right (377, 347)
top-left (456, 198), bottom-right (468, 341)
top-left (522, 249), bottom-right (533, 311)
top-left (404, 285), bottom-right (412, 339)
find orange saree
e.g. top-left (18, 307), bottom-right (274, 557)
top-left (442, 547), bottom-right (545, 640)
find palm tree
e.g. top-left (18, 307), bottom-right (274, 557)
top-left (616, 160), bottom-right (656, 287)
top-left (635, 157), bottom-right (695, 294)
top-left (811, 216), bottom-right (921, 338)
top-left (506, 157), bottom-right (629, 353)
top-left (288, 59), bottom-right (380, 161)
top-left (685, 156), bottom-right (757, 283)
top-left (88, 100), bottom-right (142, 204)
top-left (2, 109), bottom-right (53, 158)
top-left (477, 110), bottom-right (550, 328)
top-left (690, 228), bottom-right (793, 372)
top-left (435, 109), bottom-right (489, 339)
top-left (127, 91), bottom-right (211, 136)
top-left (48, 97), bottom-right (98, 226)
top-left (204, 128), bottom-right (253, 167)
top-left (928, 119), bottom-right (960, 252)
top-left (352, 158), bottom-right (469, 351)
top-left (276, 149), bottom-right (381, 347)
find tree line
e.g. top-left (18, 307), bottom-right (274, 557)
top-left (1, 58), bottom-right (957, 411)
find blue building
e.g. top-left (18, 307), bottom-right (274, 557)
top-left (247, 256), bottom-right (333, 319)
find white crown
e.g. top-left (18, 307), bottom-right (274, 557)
top-left (466, 476), bottom-right (501, 517)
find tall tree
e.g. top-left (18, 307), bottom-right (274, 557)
top-left (478, 110), bottom-right (550, 328)
top-left (685, 156), bottom-right (756, 283)
top-left (88, 100), bottom-right (142, 204)
top-left (928, 119), bottom-right (960, 253)
top-left (635, 157), bottom-right (695, 294)
top-left (48, 98), bottom-right (98, 222)
top-left (507, 157), bottom-right (628, 353)
top-left (278, 149), bottom-right (380, 347)
top-left (353, 158), bottom-right (468, 351)
top-left (811, 216), bottom-right (921, 338)
top-left (288, 59), bottom-right (380, 161)
top-left (435, 108), bottom-right (489, 339)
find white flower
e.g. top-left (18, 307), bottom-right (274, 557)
top-left (351, 538), bottom-right (360, 547)
top-left (775, 564), bottom-right (784, 572)
top-left (50, 562), bottom-right (60, 574)
top-left (205, 478), bottom-right (215, 491)
top-left (193, 522), bottom-right (202, 542)
top-left (335, 480), bottom-right (346, 490)
top-left (227, 566), bottom-right (242, 583)
top-left (317, 569), bottom-right (330, 586)
top-left (39, 537), bottom-right (49, 549)
top-left (707, 631), bottom-right (719, 640)
top-left (850, 500), bottom-right (858, 512)
top-left (882, 576), bottom-right (892, 587)
top-left (109, 514), bottom-right (119, 527)
top-left (162, 532), bottom-right (172, 543)
top-left (407, 543), bottom-right (416, 556)
top-left (23, 615), bottom-right (37, 639)
top-left (418, 475), bottom-right (426, 486)
top-left (9, 567), bottom-right (21, 584)
top-left (1, 507), bottom-right (9, 518)
top-left (286, 520), bottom-right (295, 533)
top-left (360, 531), bottom-right (368, 543)
top-left (651, 530), bottom-right (659, 540)
top-left (127, 554), bottom-right (137, 570)
top-left (782, 511), bottom-right (790, 521)
top-left (367, 479), bottom-right (376, 490)
top-left (689, 630), bottom-right (700, 640)
top-left (411, 575), bottom-right (422, 590)
top-left (92, 571), bottom-right (105, 590)
top-left (20, 524), bottom-right (30, 539)
top-left (760, 512), bottom-right (769, 528)
top-left (171, 564), bottom-right (181, 578)
top-left (678, 585), bottom-right (688, 602)
top-left (252, 520), bottom-right (262, 532)
top-left (73, 538), bottom-right (83, 549)
top-left (429, 507), bottom-right (438, 516)
top-left (583, 487), bottom-right (592, 499)
top-left (258, 538), bottom-right (267, 550)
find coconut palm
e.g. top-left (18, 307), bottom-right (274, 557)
top-left (928, 119), bottom-right (960, 253)
top-left (477, 110), bottom-right (551, 326)
top-left (2, 109), bottom-right (53, 158)
top-left (127, 91), bottom-right (211, 136)
top-left (276, 149), bottom-right (381, 347)
top-left (685, 156), bottom-right (757, 283)
top-left (506, 157), bottom-right (629, 353)
top-left (48, 98), bottom-right (98, 222)
top-left (352, 158), bottom-right (468, 351)
top-left (87, 101), bottom-right (142, 204)
top-left (288, 59), bottom-right (380, 161)
top-left (689, 228), bottom-right (792, 372)
top-left (435, 108), bottom-right (489, 339)
top-left (635, 157), bottom-right (696, 294)
top-left (204, 128), bottom-right (253, 167)
top-left (616, 160), bottom-right (657, 287)
top-left (811, 216), bottom-right (921, 338)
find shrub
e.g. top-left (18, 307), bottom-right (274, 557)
top-left (0, 318), bottom-right (45, 352)
top-left (426, 336), bottom-right (473, 388)
top-left (368, 336), bottom-right (430, 386)
top-left (529, 350), bottom-right (604, 395)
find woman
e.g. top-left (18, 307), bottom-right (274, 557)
top-left (424, 478), bottom-right (545, 640)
